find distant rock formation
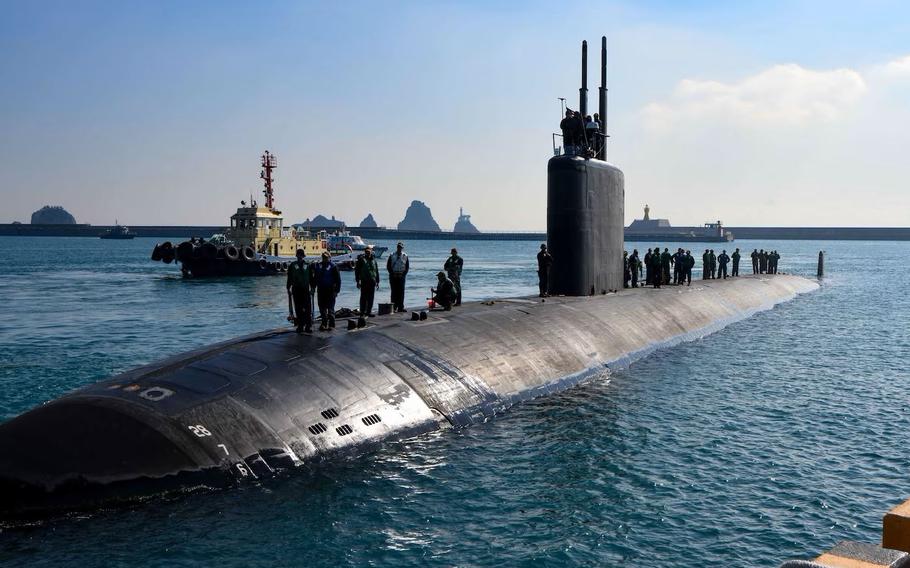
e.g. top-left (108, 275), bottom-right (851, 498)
top-left (453, 207), bottom-right (480, 234)
top-left (301, 214), bottom-right (345, 229)
top-left (397, 201), bottom-right (440, 232)
top-left (31, 206), bottom-right (76, 225)
top-left (359, 213), bottom-right (378, 228)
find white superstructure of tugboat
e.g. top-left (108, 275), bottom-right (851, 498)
top-left (150, 152), bottom-right (360, 277)
top-left (326, 230), bottom-right (387, 258)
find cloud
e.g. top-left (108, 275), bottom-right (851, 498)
top-left (642, 63), bottom-right (867, 130)
top-left (869, 55), bottom-right (910, 81)
top-left (620, 55), bottom-right (910, 227)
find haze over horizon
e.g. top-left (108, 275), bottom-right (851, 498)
top-left (2, 1), bottom-right (908, 230)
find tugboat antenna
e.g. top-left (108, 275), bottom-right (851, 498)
top-left (260, 150), bottom-right (278, 209)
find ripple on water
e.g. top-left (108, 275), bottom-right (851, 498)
top-left (1, 238), bottom-right (910, 567)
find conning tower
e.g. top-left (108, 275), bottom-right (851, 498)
top-left (548, 37), bottom-right (624, 295)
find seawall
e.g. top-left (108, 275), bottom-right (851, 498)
top-left (3, 223), bottom-right (908, 241)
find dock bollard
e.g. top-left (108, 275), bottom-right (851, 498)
top-left (817, 251), bottom-right (824, 278)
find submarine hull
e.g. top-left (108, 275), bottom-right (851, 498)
top-left (0, 274), bottom-right (817, 520)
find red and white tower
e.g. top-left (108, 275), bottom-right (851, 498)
top-left (260, 151), bottom-right (277, 209)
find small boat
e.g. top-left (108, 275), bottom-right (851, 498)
top-left (100, 222), bottom-right (136, 239)
top-left (326, 230), bottom-right (387, 258)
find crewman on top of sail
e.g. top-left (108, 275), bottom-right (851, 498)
top-left (431, 271), bottom-right (457, 311)
top-left (751, 249), bottom-right (759, 274)
top-left (355, 245), bottom-right (380, 318)
top-left (287, 248), bottom-right (314, 333)
top-left (444, 248), bottom-right (464, 306)
top-left (386, 242), bottom-right (409, 313)
top-left (560, 110), bottom-right (577, 155)
top-left (313, 251), bottom-right (341, 331)
top-left (731, 248), bottom-right (741, 277)
top-left (709, 249), bottom-right (717, 279)
top-left (592, 113), bottom-right (603, 154)
top-left (585, 115), bottom-right (599, 152)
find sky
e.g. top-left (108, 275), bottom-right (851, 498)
top-left (1, 0), bottom-right (908, 230)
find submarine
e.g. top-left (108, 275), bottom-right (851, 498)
top-left (0, 38), bottom-right (818, 520)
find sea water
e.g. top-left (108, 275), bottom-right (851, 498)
top-left (0, 236), bottom-right (908, 567)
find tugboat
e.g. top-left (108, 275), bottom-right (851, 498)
top-left (99, 221), bottom-right (136, 239)
top-left (150, 152), bottom-right (358, 277)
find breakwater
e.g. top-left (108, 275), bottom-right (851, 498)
top-left (4, 223), bottom-right (909, 241)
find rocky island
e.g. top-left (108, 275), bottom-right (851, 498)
top-left (31, 205), bottom-right (76, 225)
top-left (397, 200), bottom-right (440, 232)
top-left (359, 213), bottom-right (378, 228)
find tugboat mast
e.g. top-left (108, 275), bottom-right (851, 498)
top-left (260, 150), bottom-right (277, 209)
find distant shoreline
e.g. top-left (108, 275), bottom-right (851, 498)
top-left (1, 224), bottom-right (908, 241)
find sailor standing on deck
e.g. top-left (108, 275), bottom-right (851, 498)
top-left (650, 247), bottom-right (662, 288)
top-left (702, 249), bottom-right (710, 280)
top-left (355, 245), bottom-right (380, 317)
top-left (717, 250), bottom-right (730, 279)
top-left (731, 248), bottom-right (741, 277)
top-left (313, 251), bottom-right (341, 331)
top-left (684, 250), bottom-right (694, 285)
top-left (386, 242), bottom-right (409, 313)
top-left (630, 249), bottom-right (641, 288)
top-left (444, 248), bottom-right (464, 306)
top-left (537, 244), bottom-right (553, 297)
top-left (286, 249), bottom-right (314, 333)
top-left (709, 249), bottom-right (717, 279)
top-left (660, 248), bottom-right (672, 285)
top-left (644, 248), bottom-right (653, 285)
top-left (623, 251), bottom-right (631, 289)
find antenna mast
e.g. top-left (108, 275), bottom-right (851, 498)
top-left (260, 150), bottom-right (277, 209)
top-left (598, 36), bottom-right (608, 161)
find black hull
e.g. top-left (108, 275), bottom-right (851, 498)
top-left (179, 257), bottom-right (282, 277)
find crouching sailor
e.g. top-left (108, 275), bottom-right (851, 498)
top-left (287, 248), bottom-right (314, 333)
top-left (432, 271), bottom-right (457, 311)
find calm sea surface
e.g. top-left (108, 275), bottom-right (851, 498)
top-left (0, 236), bottom-right (908, 567)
